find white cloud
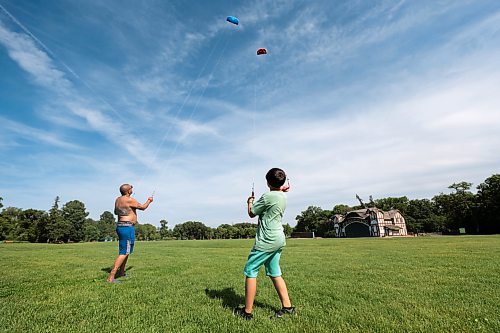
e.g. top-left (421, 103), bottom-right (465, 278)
top-left (0, 116), bottom-right (79, 149)
top-left (67, 104), bottom-right (159, 168)
top-left (0, 22), bottom-right (72, 93)
top-left (0, 18), bottom-right (161, 167)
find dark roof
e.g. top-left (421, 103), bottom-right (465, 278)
top-left (332, 207), bottom-right (405, 224)
top-left (344, 209), bottom-right (371, 219)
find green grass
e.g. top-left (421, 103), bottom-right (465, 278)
top-left (1, 236), bottom-right (499, 333)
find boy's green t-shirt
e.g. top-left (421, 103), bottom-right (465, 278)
top-left (251, 191), bottom-right (287, 252)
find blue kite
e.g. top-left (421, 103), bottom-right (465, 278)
top-left (226, 16), bottom-right (239, 25)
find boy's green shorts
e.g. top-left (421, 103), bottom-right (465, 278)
top-left (243, 248), bottom-right (282, 278)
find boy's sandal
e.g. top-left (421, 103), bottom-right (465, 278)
top-left (233, 307), bottom-right (253, 320)
top-left (271, 307), bottom-right (296, 319)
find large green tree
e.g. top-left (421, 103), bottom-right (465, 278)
top-left (18, 209), bottom-right (49, 242)
top-left (232, 222), bottom-right (257, 239)
top-left (0, 207), bottom-right (22, 241)
top-left (282, 223), bottom-right (293, 237)
top-left (373, 196), bottom-right (409, 213)
top-left (158, 219), bottom-right (172, 239)
top-left (433, 182), bottom-right (475, 233)
top-left (98, 211), bottom-right (116, 241)
top-left (475, 174), bottom-right (500, 234)
top-left (136, 223), bottom-right (159, 241)
top-left (82, 219), bottom-right (101, 242)
top-left (214, 224), bottom-right (238, 239)
top-left (405, 199), bottom-right (445, 233)
top-left (47, 197), bottom-right (71, 242)
top-left (332, 204), bottom-right (351, 215)
top-left (0, 207), bottom-right (49, 242)
top-left (62, 200), bottom-right (89, 242)
top-left (173, 221), bottom-right (211, 240)
top-left (0, 197), bottom-right (5, 240)
top-left (294, 206), bottom-right (333, 237)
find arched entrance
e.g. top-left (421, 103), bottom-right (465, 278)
top-left (344, 222), bottom-right (370, 237)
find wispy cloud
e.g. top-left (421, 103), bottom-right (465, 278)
top-left (0, 116), bottom-right (79, 149)
top-left (0, 21), bottom-right (72, 93)
top-left (0, 15), bottom-right (157, 167)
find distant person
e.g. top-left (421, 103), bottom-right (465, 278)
top-left (107, 184), bottom-right (153, 283)
top-left (233, 168), bottom-right (295, 320)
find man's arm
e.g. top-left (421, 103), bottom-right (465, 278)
top-left (130, 197), bottom-right (154, 211)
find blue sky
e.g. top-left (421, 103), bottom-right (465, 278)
top-left (1, 0), bottom-right (499, 227)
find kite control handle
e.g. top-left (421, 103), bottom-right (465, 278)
top-left (247, 183), bottom-right (255, 204)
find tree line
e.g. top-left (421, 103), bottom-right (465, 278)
top-left (0, 196), bottom-right (293, 242)
top-left (1, 174), bottom-right (498, 242)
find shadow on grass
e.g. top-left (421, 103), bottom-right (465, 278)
top-left (205, 287), bottom-right (274, 311)
top-left (100, 266), bottom-right (134, 273)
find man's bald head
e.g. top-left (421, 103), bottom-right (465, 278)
top-left (119, 184), bottom-right (133, 195)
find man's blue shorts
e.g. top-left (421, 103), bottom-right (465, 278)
top-left (243, 248), bottom-right (283, 278)
top-left (116, 226), bottom-right (135, 255)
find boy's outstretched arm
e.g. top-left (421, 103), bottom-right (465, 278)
top-left (247, 196), bottom-right (256, 218)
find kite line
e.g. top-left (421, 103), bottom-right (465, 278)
top-left (0, 3), bottom-right (134, 127)
top-left (136, 29), bottom-right (234, 191)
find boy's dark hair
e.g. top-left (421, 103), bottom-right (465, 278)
top-left (266, 168), bottom-right (287, 188)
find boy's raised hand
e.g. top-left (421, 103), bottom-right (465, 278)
top-left (247, 196), bottom-right (255, 204)
top-left (280, 185), bottom-right (290, 192)
top-left (280, 179), bottom-right (291, 192)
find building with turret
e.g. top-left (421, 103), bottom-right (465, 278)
top-left (332, 208), bottom-right (407, 237)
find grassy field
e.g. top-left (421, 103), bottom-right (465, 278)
top-left (1, 236), bottom-right (499, 333)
